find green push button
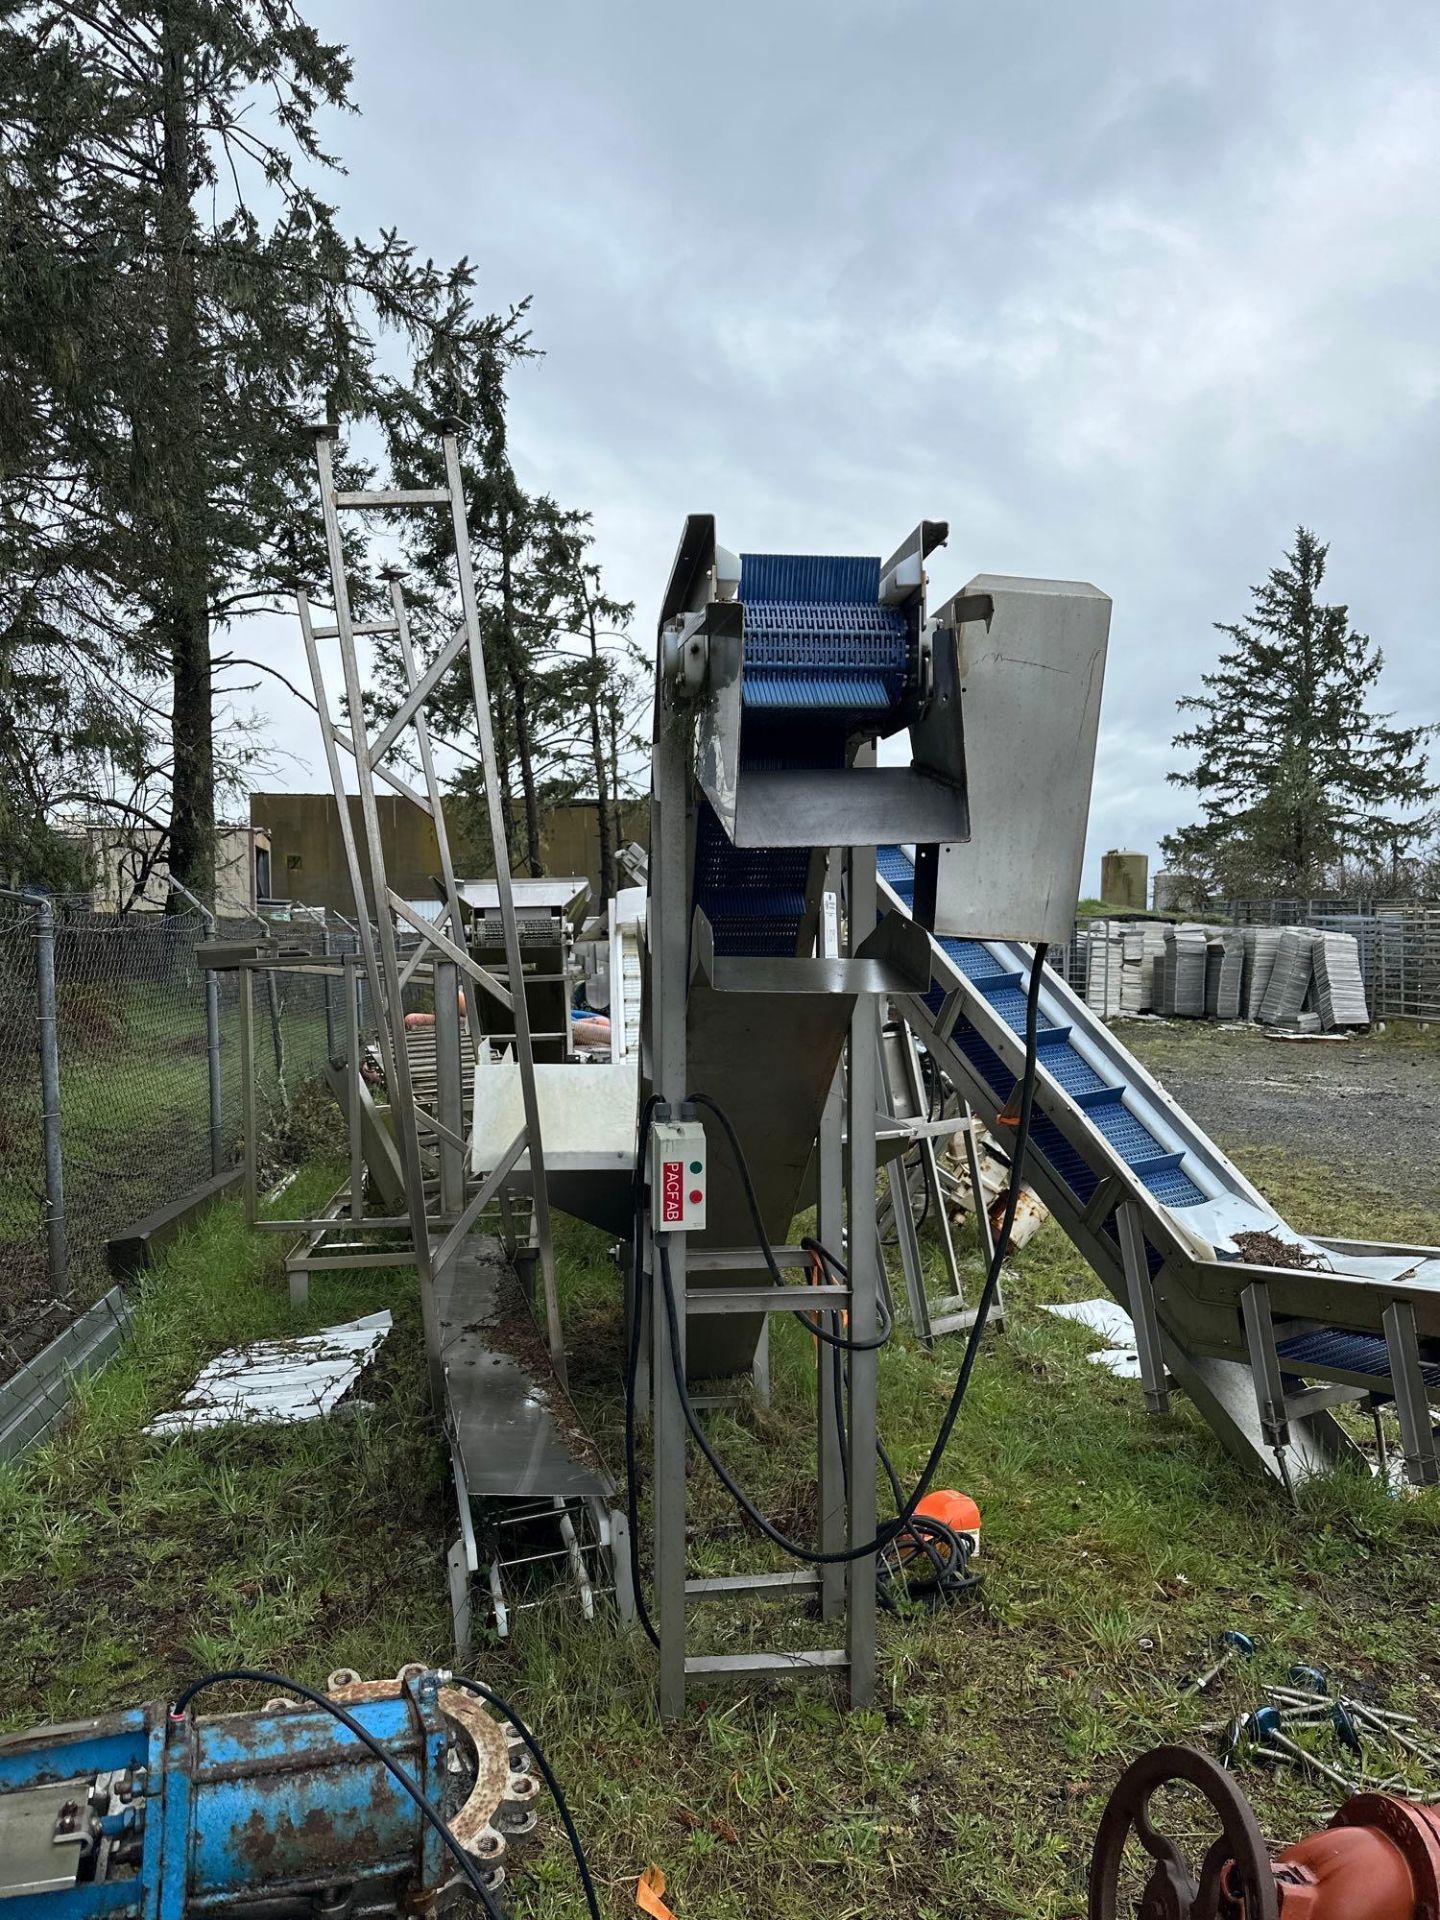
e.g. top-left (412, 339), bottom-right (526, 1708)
top-left (689, 1159), bottom-right (702, 1173)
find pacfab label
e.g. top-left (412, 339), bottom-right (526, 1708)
top-left (661, 1159), bottom-right (684, 1223)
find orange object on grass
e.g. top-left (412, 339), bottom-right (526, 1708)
top-left (636, 1865), bottom-right (677, 1920)
top-left (915, 1489), bottom-right (981, 1537)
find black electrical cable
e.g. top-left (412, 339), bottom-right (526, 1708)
top-left (649, 942), bottom-right (1049, 1566)
top-left (446, 1675), bottom-right (601, 1920)
top-left (625, 945), bottom-right (1043, 1616)
top-left (830, 1312), bottom-right (850, 1499)
top-left (875, 1432), bottom-right (908, 1512)
top-left (689, 1091), bottom-right (894, 1354)
top-left (796, 1238), bottom-right (893, 1351)
top-left (829, 1319), bottom-right (958, 1598)
top-left (624, 1254), bottom-right (660, 1651)
top-left (623, 1090), bottom-right (885, 1642)
top-left (625, 1095), bottom-right (663, 1650)
top-left (169, 1669), bottom-right (506, 1920)
top-left (896, 1523), bottom-right (974, 1603)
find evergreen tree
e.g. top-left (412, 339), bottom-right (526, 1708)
top-left (377, 352), bottom-right (640, 885)
top-left (527, 500), bottom-right (636, 902)
top-left (376, 353), bottom-right (551, 877)
top-left (1163, 528), bottom-right (1436, 898)
top-left (0, 1), bottom-right (525, 897)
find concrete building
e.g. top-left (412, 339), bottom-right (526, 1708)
top-left (248, 793), bottom-right (648, 913)
top-left (66, 821), bottom-right (269, 916)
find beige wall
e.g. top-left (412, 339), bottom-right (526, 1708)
top-left (78, 824), bottom-right (266, 915)
top-left (463, 800), bottom-right (650, 890)
top-left (249, 793), bottom-right (649, 911)
top-left (248, 793), bottom-right (468, 915)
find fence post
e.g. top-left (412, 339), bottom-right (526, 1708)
top-left (34, 896), bottom-right (68, 1297)
top-left (266, 968), bottom-right (288, 1112)
top-left (206, 963), bottom-right (223, 1176)
top-left (321, 923), bottom-right (337, 1059)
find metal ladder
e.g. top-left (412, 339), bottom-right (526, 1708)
top-left (296, 423), bottom-right (564, 1385)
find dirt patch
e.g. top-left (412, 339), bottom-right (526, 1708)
top-left (0, 1245), bottom-right (78, 1380)
top-left (1122, 1023), bottom-right (1440, 1210)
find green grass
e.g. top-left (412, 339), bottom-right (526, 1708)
top-left (1077, 898), bottom-right (1177, 920)
top-left (2, 1139), bottom-right (1439, 1918)
top-left (0, 1159), bottom-right (453, 1717)
top-left (0, 980), bottom-right (331, 1335)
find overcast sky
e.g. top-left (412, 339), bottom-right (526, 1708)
top-left (236, 0), bottom-right (1440, 896)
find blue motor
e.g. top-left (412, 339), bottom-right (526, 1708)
top-left (0, 1666), bottom-right (535, 1916)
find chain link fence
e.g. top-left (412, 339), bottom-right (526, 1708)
top-left (0, 889), bottom-right (359, 1379)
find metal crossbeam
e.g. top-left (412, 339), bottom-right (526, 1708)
top-left (430, 1127), bottom-right (529, 1279)
top-left (368, 624), bottom-right (468, 767)
top-left (310, 617), bottom-right (399, 639)
top-left (334, 485), bottom-right (450, 507)
top-left (282, 424), bottom-right (566, 1439)
top-left (387, 892), bottom-right (513, 1010)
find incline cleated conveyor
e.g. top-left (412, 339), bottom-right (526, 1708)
top-left (877, 846), bottom-right (1440, 1489)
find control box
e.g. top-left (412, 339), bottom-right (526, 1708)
top-left (650, 1120), bottom-right (707, 1231)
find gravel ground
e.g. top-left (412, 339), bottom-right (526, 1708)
top-left (1121, 1020), bottom-right (1440, 1211)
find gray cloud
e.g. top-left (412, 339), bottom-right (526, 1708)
top-left (238, 0), bottom-right (1440, 893)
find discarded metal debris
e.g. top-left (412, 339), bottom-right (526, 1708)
top-left (945, 1121), bottom-right (1050, 1250)
top-left (1187, 1629), bottom-right (1257, 1694)
top-left (145, 1311), bottom-right (391, 1433)
top-left (1042, 1297), bottom-right (1142, 1378)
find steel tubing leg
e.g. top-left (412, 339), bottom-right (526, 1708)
top-left (1384, 1300), bottom-right (1439, 1487)
top-left (1119, 1203), bottom-right (1171, 1418)
top-left (845, 847), bottom-right (879, 1708)
top-left (816, 857), bottom-right (847, 1621)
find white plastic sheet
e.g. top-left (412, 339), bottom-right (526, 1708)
top-left (1043, 1297), bottom-right (1141, 1377)
top-left (146, 1311), bottom-right (392, 1434)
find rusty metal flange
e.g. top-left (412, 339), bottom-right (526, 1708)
top-left (319, 1667), bottom-right (520, 1871)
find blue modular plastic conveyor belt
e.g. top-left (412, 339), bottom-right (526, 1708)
top-left (694, 554), bottom-right (911, 956)
top-left (877, 847), bottom-right (1208, 1214)
top-left (677, 549), bottom-right (925, 1382)
top-left (874, 844), bottom-right (1440, 1485)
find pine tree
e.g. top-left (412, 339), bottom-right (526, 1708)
top-left (526, 500), bottom-right (636, 902)
top-left (0, 1), bottom-right (525, 897)
top-left (376, 352), bottom-right (552, 877)
top-left (1163, 528), bottom-right (1437, 898)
